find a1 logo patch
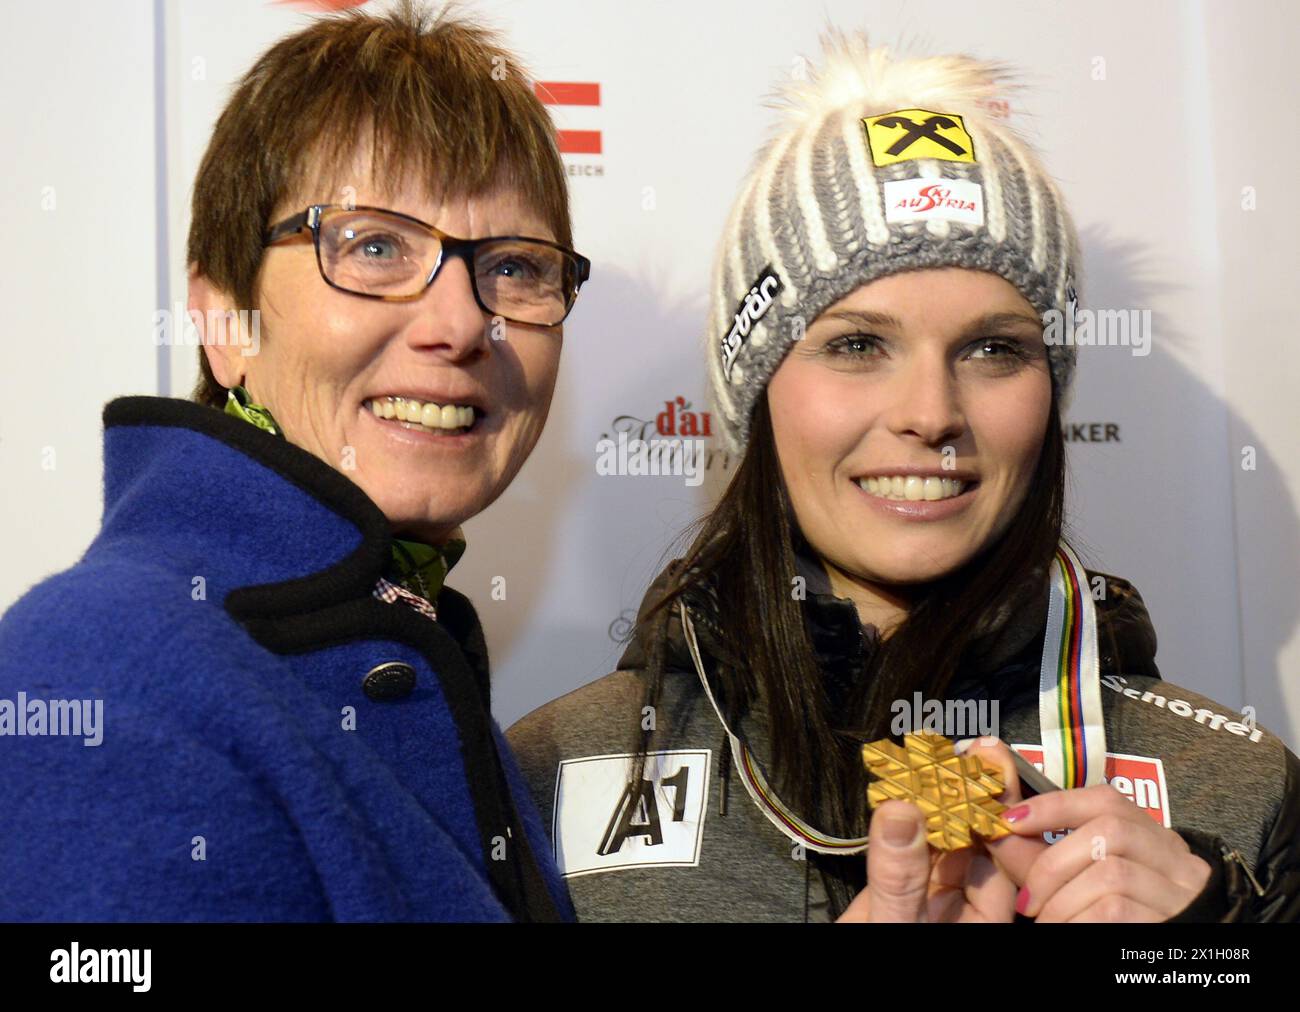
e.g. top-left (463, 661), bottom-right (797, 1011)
top-left (1010, 745), bottom-right (1172, 845)
top-left (863, 108), bottom-right (976, 166)
top-left (552, 750), bottom-right (710, 878)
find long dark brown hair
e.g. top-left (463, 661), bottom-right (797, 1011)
top-left (630, 383), bottom-right (1065, 916)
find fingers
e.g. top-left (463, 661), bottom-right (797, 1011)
top-left (1065, 895), bottom-right (1168, 923)
top-left (997, 782), bottom-right (1136, 839)
top-left (933, 846), bottom-right (1019, 922)
top-left (864, 800), bottom-right (932, 922)
top-left (1005, 801), bottom-right (1211, 921)
top-left (835, 880), bottom-right (874, 922)
top-left (1014, 807), bottom-right (1142, 918)
top-left (1032, 853), bottom-right (1205, 922)
top-left (954, 736), bottom-right (1025, 806)
top-left (956, 737), bottom-right (1049, 888)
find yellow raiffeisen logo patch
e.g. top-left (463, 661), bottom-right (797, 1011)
top-left (863, 109), bottom-right (977, 166)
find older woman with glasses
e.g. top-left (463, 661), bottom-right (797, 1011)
top-left (0, 4), bottom-right (585, 922)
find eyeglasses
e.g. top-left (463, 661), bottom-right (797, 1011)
top-left (262, 204), bottom-right (591, 327)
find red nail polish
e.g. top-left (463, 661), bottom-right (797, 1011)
top-left (1016, 886), bottom-right (1031, 915)
top-left (1003, 804), bottom-right (1030, 823)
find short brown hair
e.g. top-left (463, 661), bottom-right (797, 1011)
top-left (187, 0), bottom-right (571, 407)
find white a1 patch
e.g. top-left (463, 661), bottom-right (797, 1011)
top-left (883, 176), bottom-right (985, 227)
top-left (552, 750), bottom-right (710, 878)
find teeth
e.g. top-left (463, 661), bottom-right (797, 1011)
top-left (857, 476), bottom-right (968, 501)
top-left (365, 396), bottom-right (476, 431)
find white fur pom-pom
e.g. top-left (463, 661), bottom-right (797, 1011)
top-left (773, 28), bottom-right (1024, 126)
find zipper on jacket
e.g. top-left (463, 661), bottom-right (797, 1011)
top-left (718, 732), bottom-right (731, 816)
top-left (1221, 845), bottom-right (1266, 897)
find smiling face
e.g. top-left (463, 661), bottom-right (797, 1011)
top-left (197, 151), bottom-right (565, 545)
top-left (766, 268), bottom-right (1052, 630)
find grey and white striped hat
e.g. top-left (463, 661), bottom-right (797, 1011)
top-left (708, 31), bottom-right (1082, 453)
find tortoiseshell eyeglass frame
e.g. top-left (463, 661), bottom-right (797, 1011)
top-left (262, 203), bottom-right (591, 327)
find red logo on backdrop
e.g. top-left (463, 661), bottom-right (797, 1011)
top-left (1011, 745), bottom-right (1172, 844)
top-left (600, 397), bottom-right (726, 466)
top-left (656, 396), bottom-right (711, 438)
top-left (275, 0), bottom-right (371, 9)
top-left (534, 81), bottom-right (602, 155)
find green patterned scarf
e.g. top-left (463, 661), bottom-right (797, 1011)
top-left (223, 385), bottom-right (465, 603)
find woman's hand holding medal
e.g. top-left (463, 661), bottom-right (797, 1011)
top-left (988, 774), bottom-right (1213, 922)
top-left (838, 737), bottom-right (1212, 922)
top-left (837, 738), bottom-right (1048, 921)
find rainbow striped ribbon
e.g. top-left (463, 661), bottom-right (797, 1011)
top-left (1036, 540), bottom-right (1107, 790)
top-left (679, 538), bottom-right (1108, 855)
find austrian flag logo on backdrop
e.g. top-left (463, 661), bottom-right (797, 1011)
top-left (533, 81), bottom-right (602, 155)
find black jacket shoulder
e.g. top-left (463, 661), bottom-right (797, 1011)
top-left (1092, 572), bottom-right (1161, 681)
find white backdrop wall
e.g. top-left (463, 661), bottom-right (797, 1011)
top-left (2, 0), bottom-right (1297, 750)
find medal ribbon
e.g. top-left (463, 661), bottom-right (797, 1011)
top-left (1036, 540), bottom-right (1107, 790)
top-left (680, 537), bottom-right (1108, 855)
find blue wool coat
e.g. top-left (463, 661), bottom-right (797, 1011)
top-left (0, 397), bottom-right (572, 922)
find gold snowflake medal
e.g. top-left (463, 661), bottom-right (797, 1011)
top-left (861, 731), bottom-right (1014, 851)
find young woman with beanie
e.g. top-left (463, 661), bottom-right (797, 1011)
top-left (508, 32), bottom-right (1300, 923)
